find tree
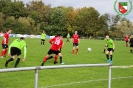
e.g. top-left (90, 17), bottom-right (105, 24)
top-left (47, 6), bottom-right (67, 35)
top-left (76, 7), bottom-right (100, 37)
top-left (1, 0), bottom-right (26, 19)
top-left (115, 18), bottom-right (133, 37)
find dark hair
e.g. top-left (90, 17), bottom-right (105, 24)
top-left (57, 33), bottom-right (61, 36)
top-left (6, 28), bottom-right (11, 32)
top-left (20, 37), bottom-right (25, 40)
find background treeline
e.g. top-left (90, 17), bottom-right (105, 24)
top-left (0, 0), bottom-right (133, 38)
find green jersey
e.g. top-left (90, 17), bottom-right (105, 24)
top-left (8, 39), bottom-right (27, 58)
top-left (105, 38), bottom-right (114, 48)
top-left (67, 33), bottom-right (70, 38)
top-left (41, 33), bottom-right (46, 39)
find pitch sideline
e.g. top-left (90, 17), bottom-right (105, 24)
top-left (39, 76), bottom-right (133, 88)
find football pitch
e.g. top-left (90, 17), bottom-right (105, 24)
top-left (0, 37), bottom-right (133, 88)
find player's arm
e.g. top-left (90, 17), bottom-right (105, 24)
top-left (23, 46), bottom-right (27, 61)
top-left (112, 42), bottom-right (115, 50)
top-left (59, 41), bottom-right (64, 52)
top-left (3, 35), bottom-right (7, 44)
top-left (7, 43), bottom-right (13, 56)
top-left (78, 38), bottom-right (80, 43)
top-left (49, 38), bottom-right (54, 44)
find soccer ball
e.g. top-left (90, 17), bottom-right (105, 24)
top-left (87, 48), bottom-right (92, 52)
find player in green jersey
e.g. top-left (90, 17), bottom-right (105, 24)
top-left (5, 37), bottom-right (27, 68)
top-left (105, 35), bottom-right (115, 63)
top-left (41, 31), bottom-right (46, 46)
top-left (66, 32), bottom-right (70, 42)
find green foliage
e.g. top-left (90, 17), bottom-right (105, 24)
top-left (0, 0), bottom-right (133, 37)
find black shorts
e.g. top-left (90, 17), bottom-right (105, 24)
top-left (126, 41), bottom-right (128, 43)
top-left (2, 44), bottom-right (8, 49)
top-left (73, 43), bottom-right (78, 46)
top-left (47, 49), bottom-right (59, 55)
top-left (130, 44), bottom-right (133, 47)
top-left (107, 48), bottom-right (113, 52)
top-left (10, 47), bottom-right (21, 56)
top-left (41, 39), bottom-right (45, 41)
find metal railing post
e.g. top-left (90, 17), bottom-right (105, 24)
top-left (35, 68), bottom-right (39, 88)
top-left (108, 65), bottom-right (112, 88)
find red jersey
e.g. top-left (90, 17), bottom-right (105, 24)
top-left (2, 33), bottom-right (9, 44)
top-left (72, 34), bottom-right (80, 43)
top-left (49, 36), bottom-right (63, 51)
top-left (125, 36), bottom-right (129, 41)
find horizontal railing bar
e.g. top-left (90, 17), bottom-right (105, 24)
top-left (0, 63), bottom-right (112, 73)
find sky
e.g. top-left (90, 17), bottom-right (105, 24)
top-left (22, 0), bottom-right (133, 22)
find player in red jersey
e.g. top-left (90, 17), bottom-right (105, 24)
top-left (71, 31), bottom-right (80, 54)
top-left (1, 29), bottom-right (12, 58)
top-left (125, 34), bottom-right (129, 47)
top-left (41, 33), bottom-right (63, 66)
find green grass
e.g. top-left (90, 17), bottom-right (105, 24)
top-left (0, 37), bottom-right (133, 88)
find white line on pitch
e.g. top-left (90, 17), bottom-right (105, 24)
top-left (39, 76), bottom-right (133, 88)
top-left (112, 65), bottom-right (133, 68)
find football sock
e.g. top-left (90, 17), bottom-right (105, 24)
top-left (14, 58), bottom-right (20, 68)
top-left (76, 49), bottom-right (78, 53)
top-left (54, 56), bottom-right (58, 62)
top-left (43, 57), bottom-right (47, 62)
top-left (110, 55), bottom-right (113, 61)
top-left (106, 54), bottom-right (109, 60)
top-left (126, 43), bottom-right (128, 47)
top-left (4, 49), bottom-right (8, 56)
top-left (41, 57), bottom-right (47, 66)
top-left (41, 62), bottom-right (44, 66)
top-left (1, 50), bottom-right (5, 56)
top-left (103, 49), bottom-right (105, 53)
top-left (43, 41), bottom-right (44, 45)
top-left (130, 50), bottom-right (132, 53)
top-left (60, 56), bottom-right (62, 63)
top-left (72, 50), bottom-right (74, 54)
top-left (7, 58), bottom-right (14, 62)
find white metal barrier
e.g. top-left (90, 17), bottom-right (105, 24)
top-left (0, 64), bottom-right (112, 88)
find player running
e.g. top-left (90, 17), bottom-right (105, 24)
top-left (125, 34), bottom-right (129, 47)
top-left (105, 35), bottom-right (115, 63)
top-left (71, 31), bottom-right (80, 54)
top-left (41, 33), bottom-right (64, 66)
top-left (129, 34), bottom-right (133, 53)
top-left (41, 31), bottom-right (46, 46)
top-left (1, 29), bottom-right (12, 58)
top-left (5, 37), bottom-right (27, 68)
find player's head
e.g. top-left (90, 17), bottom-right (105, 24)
top-left (6, 29), bottom-right (12, 34)
top-left (75, 31), bottom-right (77, 34)
top-left (43, 30), bottom-right (45, 33)
top-left (57, 33), bottom-right (61, 37)
top-left (131, 34), bottom-right (133, 38)
top-left (106, 35), bottom-right (109, 39)
top-left (20, 37), bottom-right (25, 40)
